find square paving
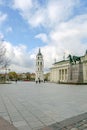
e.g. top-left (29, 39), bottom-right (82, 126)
top-left (0, 82), bottom-right (87, 130)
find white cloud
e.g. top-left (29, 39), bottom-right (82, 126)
top-left (12, 0), bottom-right (79, 28)
top-left (49, 14), bottom-right (87, 56)
top-left (3, 41), bottom-right (35, 73)
top-left (0, 12), bottom-right (7, 25)
top-left (35, 33), bottom-right (48, 43)
top-left (2, 0), bottom-right (87, 73)
top-left (35, 14), bottom-right (87, 70)
top-left (6, 27), bottom-right (13, 33)
top-left (0, 32), bottom-right (4, 40)
top-left (2, 11), bottom-right (87, 73)
top-left (12, 0), bottom-right (33, 11)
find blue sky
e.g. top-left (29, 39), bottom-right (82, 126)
top-left (0, 0), bottom-right (87, 73)
top-left (0, 3), bottom-right (47, 49)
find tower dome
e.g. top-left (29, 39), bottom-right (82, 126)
top-left (37, 48), bottom-right (42, 56)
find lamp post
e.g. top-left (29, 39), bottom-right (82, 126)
top-left (5, 67), bottom-right (7, 82)
top-left (8, 69), bottom-right (10, 82)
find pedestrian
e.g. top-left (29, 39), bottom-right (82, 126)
top-left (39, 79), bottom-right (40, 83)
top-left (36, 81), bottom-right (38, 84)
top-left (15, 79), bottom-right (17, 83)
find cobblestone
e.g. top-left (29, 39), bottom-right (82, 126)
top-left (39, 113), bottom-right (87, 130)
top-left (0, 82), bottom-right (87, 130)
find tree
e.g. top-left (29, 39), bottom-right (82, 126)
top-left (0, 40), bottom-right (6, 66)
top-left (0, 39), bottom-right (10, 83)
top-left (0, 39), bottom-right (10, 69)
top-left (8, 72), bottom-right (18, 81)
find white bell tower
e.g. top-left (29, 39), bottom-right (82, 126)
top-left (35, 48), bottom-right (44, 82)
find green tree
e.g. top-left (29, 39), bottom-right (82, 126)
top-left (8, 72), bottom-right (18, 81)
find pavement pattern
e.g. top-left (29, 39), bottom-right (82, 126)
top-left (39, 112), bottom-right (87, 130)
top-left (0, 82), bottom-right (87, 130)
top-left (0, 112), bottom-right (87, 130)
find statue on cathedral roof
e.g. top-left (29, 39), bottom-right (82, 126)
top-left (68, 54), bottom-right (81, 64)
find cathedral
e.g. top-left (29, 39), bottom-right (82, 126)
top-left (35, 49), bottom-right (44, 82)
top-left (50, 51), bottom-right (87, 84)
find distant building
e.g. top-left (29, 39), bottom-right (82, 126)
top-left (35, 49), bottom-right (44, 82)
top-left (50, 51), bottom-right (87, 84)
top-left (30, 73), bottom-right (35, 80)
top-left (44, 73), bottom-right (50, 81)
top-left (20, 73), bottom-right (27, 79)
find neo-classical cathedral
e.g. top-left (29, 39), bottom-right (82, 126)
top-left (35, 49), bottom-right (44, 82)
top-left (50, 51), bottom-right (87, 84)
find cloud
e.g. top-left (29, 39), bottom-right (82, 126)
top-left (36, 14), bottom-right (87, 71)
top-left (12, 0), bottom-right (80, 28)
top-left (12, 0), bottom-right (33, 11)
top-left (3, 41), bottom-right (35, 73)
top-left (6, 27), bottom-right (13, 33)
top-left (2, 12), bottom-right (87, 73)
top-left (49, 14), bottom-right (87, 55)
top-left (0, 12), bottom-right (7, 25)
top-left (0, 32), bottom-right (4, 40)
top-left (35, 33), bottom-right (48, 43)
top-left (1, 0), bottom-right (87, 73)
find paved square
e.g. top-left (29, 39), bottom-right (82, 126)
top-left (0, 82), bottom-right (87, 130)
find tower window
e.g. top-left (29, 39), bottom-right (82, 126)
top-left (38, 62), bottom-right (39, 65)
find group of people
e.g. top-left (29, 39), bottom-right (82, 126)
top-left (36, 78), bottom-right (41, 84)
top-left (35, 78), bottom-right (46, 84)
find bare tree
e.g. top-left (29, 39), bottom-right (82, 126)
top-left (0, 40), bottom-right (6, 65)
top-left (0, 39), bottom-right (10, 69)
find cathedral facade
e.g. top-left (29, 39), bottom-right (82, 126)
top-left (35, 49), bottom-right (44, 82)
top-left (50, 51), bottom-right (87, 84)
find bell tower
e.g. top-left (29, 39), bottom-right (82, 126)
top-left (35, 48), bottom-right (44, 82)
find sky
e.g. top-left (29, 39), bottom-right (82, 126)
top-left (0, 0), bottom-right (87, 73)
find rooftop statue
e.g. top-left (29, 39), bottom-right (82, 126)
top-left (68, 54), bottom-right (81, 64)
top-left (68, 54), bottom-right (73, 64)
top-left (73, 55), bottom-right (81, 64)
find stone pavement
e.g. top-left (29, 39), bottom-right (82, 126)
top-left (39, 112), bottom-right (87, 130)
top-left (0, 82), bottom-right (87, 130)
top-left (1, 111), bottom-right (87, 130)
